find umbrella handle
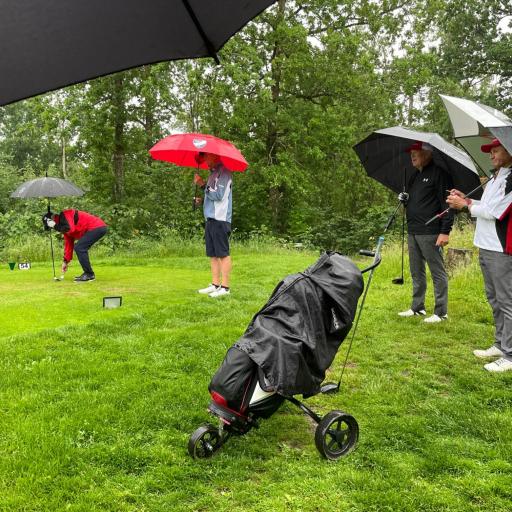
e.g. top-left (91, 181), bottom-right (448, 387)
top-left (400, 205), bottom-right (405, 279)
top-left (49, 229), bottom-right (56, 279)
top-left (192, 184), bottom-right (198, 211)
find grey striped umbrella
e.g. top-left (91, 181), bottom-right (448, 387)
top-left (10, 177), bottom-right (84, 199)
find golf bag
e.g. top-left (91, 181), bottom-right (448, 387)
top-left (189, 251), bottom-right (380, 460)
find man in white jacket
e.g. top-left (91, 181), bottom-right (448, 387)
top-left (447, 138), bottom-right (512, 372)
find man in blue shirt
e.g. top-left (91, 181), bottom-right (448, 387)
top-left (194, 152), bottom-right (233, 298)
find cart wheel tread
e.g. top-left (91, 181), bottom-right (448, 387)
top-left (315, 410), bottom-right (358, 460)
top-left (188, 424), bottom-right (222, 459)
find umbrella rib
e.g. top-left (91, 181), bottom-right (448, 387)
top-left (181, 0), bottom-right (220, 64)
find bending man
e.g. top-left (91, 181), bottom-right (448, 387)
top-left (43, 209), bottom-right (107, 282)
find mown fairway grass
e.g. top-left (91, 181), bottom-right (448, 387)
top-left (0, 239), bottom-right (511, 511)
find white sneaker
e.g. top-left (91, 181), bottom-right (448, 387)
top-left (473, 346), bottom-right (504, 358)
top-left (398, 309), bottom-right (426, 317)
top-left (198, 284), bottom-right (219, 294)
top-left (484, 357), bottom-right (512, 372)
top-left (209, 287), bottom-right (230, 298)
top-left (424, 314), bottom-right (448, 323)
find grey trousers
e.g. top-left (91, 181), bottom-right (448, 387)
top-left (408, 234), bottom-right (448, 316)
top-left (479, 248), bottom-right (512, 361)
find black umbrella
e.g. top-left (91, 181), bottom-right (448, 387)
top-left (11, 176), bottom-right (85, 280)
top-left (353, 126), bottom-right (481, 285)
top-left (353, 126), bottom-right (481, 195)
top-left (0, 0), bottom-right (276, 106)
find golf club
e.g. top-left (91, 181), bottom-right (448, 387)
top-left (392, 168), bottom-right (407, 285)
top-left (392, 201), bottom-right (406, 285)
top-left (321, 237), bottom-right (384, 395)
top-left (425, 178), bottom-right (489, 226)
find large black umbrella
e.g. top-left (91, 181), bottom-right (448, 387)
top-left (353, 126), bottom-right (481, 196)
top-left (0, 0), bottom-right (276, 106)
top-left (11, 176), bottom-right (85, 280)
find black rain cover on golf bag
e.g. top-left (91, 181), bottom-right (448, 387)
top-left (210, 252), bottom-right (363, 401)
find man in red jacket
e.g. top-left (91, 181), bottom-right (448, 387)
top-left (43, 209), bottom-right (107, 282)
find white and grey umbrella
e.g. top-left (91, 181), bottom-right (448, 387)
top-left (440, 94), bottom-right (512, 174)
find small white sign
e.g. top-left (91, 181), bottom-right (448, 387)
top-left (18, 262), bottom-right (31, 270)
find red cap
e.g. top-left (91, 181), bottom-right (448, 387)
top-left (406, 141), bottom-right (433, 153)
top-left (481, 138), bottom-right (502, 153)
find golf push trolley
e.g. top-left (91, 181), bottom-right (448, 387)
top-left (189, 238), bottom-right (383, 461)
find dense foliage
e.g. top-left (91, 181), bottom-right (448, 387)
top-left (1, 0), bottom-right (510, 256)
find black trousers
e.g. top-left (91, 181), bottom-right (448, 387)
top-left (74, 226), bottom-right (107, 275)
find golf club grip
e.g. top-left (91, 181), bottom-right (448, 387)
top-left (359, 250), bottom-right (375, 257)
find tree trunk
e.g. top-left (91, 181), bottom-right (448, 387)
top-left (61, 136), bottom-right (67, 179)
top-left (112, 76), bottom-right (126, 203)
top-left (267, 0), bottom-right (286, 232)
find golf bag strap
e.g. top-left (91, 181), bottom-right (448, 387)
top-left (74, 210), bottom-right (79, 225)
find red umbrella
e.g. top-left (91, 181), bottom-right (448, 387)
top-left (149, 133), bottom-right (248, 172)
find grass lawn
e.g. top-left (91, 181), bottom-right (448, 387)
top-left (0, 241), bottom-right (511, 511)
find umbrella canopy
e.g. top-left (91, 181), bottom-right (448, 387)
top-left (353, 126), bottom-right (481, 195)
top-left (149, 133), bottom-right (248, 171)
top-left (440, 94), bottom-right (512, 174)
top-left (0, 0), bottom-right (276, 106)
top-left (10, 177), bottom-right (84, 199)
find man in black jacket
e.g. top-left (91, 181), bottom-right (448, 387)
top-left (398, 142), bottom-right (454, 323)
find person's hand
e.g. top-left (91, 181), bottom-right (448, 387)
top-left (436, 234), bottom-right (449, 247)
top-left (448, 189), bottom-right (464, 197)
top-left (194, 173), bottom-right (205, 187)
top-left (446, 193), bottom-right (468, 210)
top-left (398, 192), bottom-right (409, 204)
top-left (61, 261), bottom-right (68, 273)
top-left (194, 196), bottom-right (203, 206)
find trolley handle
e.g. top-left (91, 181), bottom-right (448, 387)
top-left (358, 249), bottom-right (382, 274)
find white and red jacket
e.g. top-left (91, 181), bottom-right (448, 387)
top-left (470, 167), bottom-right (512, 254)
top-left (53, 210), bottom-right (106, 263)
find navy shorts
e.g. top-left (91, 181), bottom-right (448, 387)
top-left (205, 218), bottom-right (231, 257)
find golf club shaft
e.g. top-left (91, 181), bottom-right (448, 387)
top-left (425, 178), bottom-right (489, 226)
top-left (334, 235), bottom-right (384, 390)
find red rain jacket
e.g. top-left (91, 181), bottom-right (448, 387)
top-left (53, 210), bottom-right (106, 263)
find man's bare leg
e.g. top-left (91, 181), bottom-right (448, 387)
top-left (219, 256), bottom-right (232, 288)
top-left (210, 257), bottom-right (221, 286)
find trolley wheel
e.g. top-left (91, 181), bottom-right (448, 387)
top-left (188, 424), bottom-right (223, 459)
top-left (315, 410), bottom-right (359, 460)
